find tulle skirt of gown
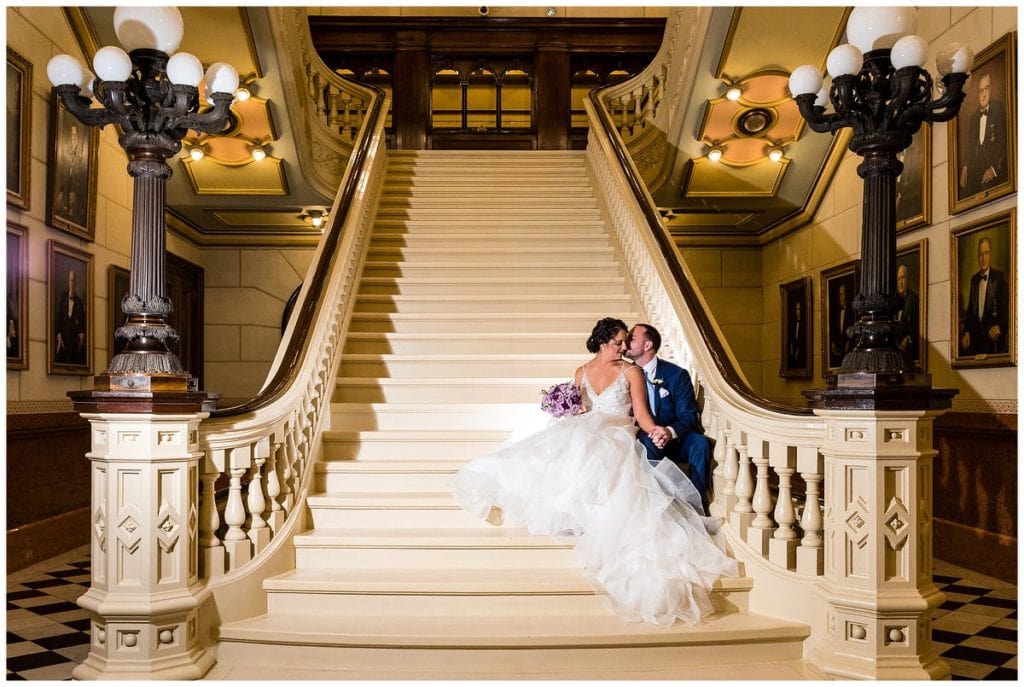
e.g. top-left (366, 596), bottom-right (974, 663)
top-left (450, 410), bottom-right (739, 626)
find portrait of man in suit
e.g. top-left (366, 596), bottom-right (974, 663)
top-left (54, 267), bottom-right (87, 365)
top-left (828, 280), bottom-right (855, 370)
top-left (894, 263), bottom-right (920, 360)
top-left (957, 70), bottom-right (1007, 200)
top-left (960, 235), bottom-right (1009, 356)
top-left (48, 100), bottom-right (96, 239)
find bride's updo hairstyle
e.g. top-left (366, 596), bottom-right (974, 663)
top-left (586, 317), bottom-right (628, 353)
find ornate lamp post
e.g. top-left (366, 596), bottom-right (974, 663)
top-left (47, 6), bottom-right (238, 393)
top-left (45, 8), bottom-right (240, 678)
top-left (789, 6), bottom-right (972, 392)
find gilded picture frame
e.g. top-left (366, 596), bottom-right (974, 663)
top-left (46, 92), bottom-right (99, 241)
top-left (948, 32), bottom-right (1017, 215)
top-left (7, 222), bottom-right (29, 369)
top-left (951, 209), bottom-right (1016, 368)
top-left (820, 259), bottom-right (860, 378)
top-left (7, 48), bottom-right (32, 210)
top-left (895, 123), bottom-right (931, 233)
top-left (779, 276), bottom-right (813, 379)
top-left (47, 240), bottom-right (93, 375)
top-left (895, 239), bottom-right (928, 371)
top-left (107, 264), bottom-right (130, 358)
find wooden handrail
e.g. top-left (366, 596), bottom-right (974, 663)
top-left (211, 88), bottom-right (386, 418)
top-left (587, 90), bottom-right (812, 416)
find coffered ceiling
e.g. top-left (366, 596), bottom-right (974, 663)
top-left (653, 6), bottom-right (851, 245)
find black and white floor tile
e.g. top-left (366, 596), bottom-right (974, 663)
top-left (6, 546), bottom-right (1018, 680)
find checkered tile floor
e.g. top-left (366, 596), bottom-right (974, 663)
top-left (6, 546), bottom-right (1018, 680)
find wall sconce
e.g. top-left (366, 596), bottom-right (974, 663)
top-left (250, 144), bottom-right (267, 161)
top-left (707, 147), bottom-right (723, 163)
top-left (767, 147), bottom-right (784, 163)
top-left (301, 207), bottom-right (329, 230)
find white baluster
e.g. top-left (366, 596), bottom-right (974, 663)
top-left (223, 446), bottom-right (252, 570)
top-left (730, 433), bottom-right (754, 538)
top-left (796, 445), bottom-right (824, 575)
top-left (746, 438), bottom-right (774, 555)
top-left (198, 457), bottom-right (224, 579)
top-left (265, 437), bottom-right (285, 534)
top-left (247, 438), bottom-right (270, 554)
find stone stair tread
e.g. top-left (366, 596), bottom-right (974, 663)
top-left (265, 565), bottom-right (597, 594)
top-left (335, 376), bottom-right (560, 385)
top-left (322, 429), bottom-right (509, 440)
top-left (315, 457), bottom-right (470, 472)
top-left (293, 527), bottom-right (573, 547)
top-left (306, 491), bottom-right (461, 509)
top-left (356, 294), bottom-right (627, 302)
top-left (220, 609), bottom-right (808, 647)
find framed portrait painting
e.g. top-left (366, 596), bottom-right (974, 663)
top-left (46, 92), bottom-right (98, 241)
top-left (47, 240), bottom-right (93, 375)
top-left (896, 124), bottom-right (931, 233)
top-left (948, 32), bottom-right (1017, 214)
top-left (779, 277), bottom-right (812, 378)
top-left (7, 48), bottom-right (32, 210)
top-left (108, 265), bottom-right (130, 357)
top-left (7, 223), bottom-right (29, 369)
top-left (895, 239), bottom-right (928, 371)
top-left (820, 259), bottom-right (860, 377)
top-left (951, 209), bottom-right (1016, 368)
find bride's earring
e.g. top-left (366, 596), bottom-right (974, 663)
top-left (486, 506), bottom-right (504, 526)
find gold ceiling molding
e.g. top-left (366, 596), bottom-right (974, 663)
top-left (166, 210), bottom-right (321, 248)
top-left (207, 209), bottom-right (313, 228)
top-left (684, 156), bottom-right (789, 197)
top-left (182, 156), bottom-right (289, 196)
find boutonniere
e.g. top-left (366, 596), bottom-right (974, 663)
top-left (651, 378), bottom-right (664, 387)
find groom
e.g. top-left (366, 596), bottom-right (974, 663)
top-left (626, 323), bottom-right (712, 510)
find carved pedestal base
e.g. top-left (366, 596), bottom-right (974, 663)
top-left (70, 393), bottom-right (215, 680)
top-left (802, 397), bottom-right (953, 680)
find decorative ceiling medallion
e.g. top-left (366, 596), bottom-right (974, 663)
top-left (182, 157), bottom-right (289, 196)
top-left (698, 70), bottom-right (804, 166)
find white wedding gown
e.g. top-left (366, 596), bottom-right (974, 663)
top-left (451, 368), bottom-right (739, 626)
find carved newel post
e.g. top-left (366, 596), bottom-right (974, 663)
top-left (790, 7), bottom-right (971, 679)
top-left (47, 6), bottom-right (237, 679)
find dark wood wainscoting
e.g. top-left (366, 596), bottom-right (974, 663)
top-left (6, 413), bottom-right (91, 572)
top-left (933, 412), bottom-right (1017, 582)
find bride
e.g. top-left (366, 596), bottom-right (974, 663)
top-left (451, 317), bottom-right (738, 626)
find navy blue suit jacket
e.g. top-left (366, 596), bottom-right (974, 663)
top-left (639, 358), bottom-right (700, 457)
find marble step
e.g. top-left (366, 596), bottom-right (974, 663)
top-left (372, 218), bottom-right (607, 231)
top-left (342, 331), bottom-right (589, 354)
top-left (292, 526), bottom-right (576, 569)
top-left (378, 195), bottom-right (598, 207)
top-left (314, 458), bottom-right (469, 492)
top-left (354, 277), bottom-right (628, 297)
top-left (360, 261), bottom-right (620, 279)
top-left (217, 610), bottom-right (805, 678)
top-left (333, 377), bottom-right (564, 404)
top-left (328, 402), bottom-right (540, 432)
top-left (338, 353), bottom-right (588, 378)
top-left (365, 246), bottom-right (615, 263)
top-left (353, 293), bottom-right (632, 314)
top-left (321, 430), bottom-right (509, 461)
top-left (306, 490), bottom-right (491, 528)
top-left (347, 311), bottom-right (636, 333)
top-left (368, 232), bottom-right (611, 249)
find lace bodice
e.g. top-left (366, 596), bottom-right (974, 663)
top-left (580, 367), bottom-right (633, 417)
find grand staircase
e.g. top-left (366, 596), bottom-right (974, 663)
top-left (214, 151), bottom-right (816, 680)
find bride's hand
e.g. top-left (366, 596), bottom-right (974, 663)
top-left (576, 404), bottom-right (588, 415)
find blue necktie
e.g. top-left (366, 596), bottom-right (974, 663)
top-left (646, 375), bottom-right (656, 414)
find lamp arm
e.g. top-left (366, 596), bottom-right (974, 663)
top-left (56, 84), bottom-right (127, 130)
top-left (794, 94), bottom-right (846, 134)
top-left (924, 73), bottom-right (969, 123)
top-left (171, 94), bottom-right (235, 135)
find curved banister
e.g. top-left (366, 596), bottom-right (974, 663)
top-left (586, 93), bottom-right (811, 417)
top-left (211, 87), bottom-right (385, 418)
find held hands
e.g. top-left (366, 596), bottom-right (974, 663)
top-left (648, 425), bottom-right (670, 450)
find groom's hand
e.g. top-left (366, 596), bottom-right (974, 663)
top-left (649, 426), bottom-right (669, 449)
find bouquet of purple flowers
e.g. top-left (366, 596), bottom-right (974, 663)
top-left (540, 381), bottom-right (583, 419)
